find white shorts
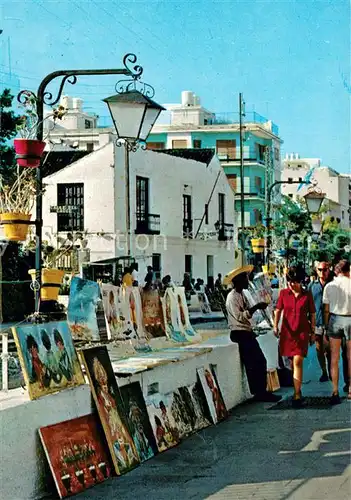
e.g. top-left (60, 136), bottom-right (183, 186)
top-left (315, 326), bottom-right (325, 336)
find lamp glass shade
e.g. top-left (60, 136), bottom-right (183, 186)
top-left (304, 191), bottom-right (325, 215)
top-left (311, 218), bottom-right (322, 234)
top-left (139, 106), bottom-right (162, 141)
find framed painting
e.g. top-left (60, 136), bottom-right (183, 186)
top-left (145, 393), bottom-right (180, 452)
top-left (119, 382), bottom-right (158, 462)
top-left (160, 289), bottom-right (187, 343)
top-left (80, 346), bottom-right (140, 474)
top-left (101, 284), bottom-right (124, 340)
top-left (177, 384), bottom-right (211, 432)
top-left (173, 287), bottom-right (202, 342)
top-left (39, 413), bottom-right (112, 499)
top-left (197, 366), bottom-right (228, 424)
top-left (141, 289), bottom-right (166, 338)
top-left (67, 277), bottom-right (102, 341)
top-left (12, 321), bottom-right (85, 400)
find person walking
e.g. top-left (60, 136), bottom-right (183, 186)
top-left (274, 266), bottom-right (316, 408)
top-left (309, 261), bottom-right (331, 382)
top-left (215, 273), bottom-right (223, 290)
top-left (226, 265), bottom-right (281, 403)
top-left (144, 266), bottom-right (154, 290)
top-left (323, 259), bottom-right (351, 404)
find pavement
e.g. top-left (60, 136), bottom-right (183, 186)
top-left (77, 348), bottom-right (351, 500)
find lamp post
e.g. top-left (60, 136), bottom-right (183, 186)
top-left (17, 53), bottom-right (158, 312)
top-left (103, 82), bottom-right (164, 258)
top-left (239, 93), bottom-right (246, 264)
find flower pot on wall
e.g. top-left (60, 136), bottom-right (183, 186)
top-left (28, 268), bottom-right (65, 301)
top-left (251, 238), bottom-right (265, 254)
top-left (0, 212), bottom-right (31, 241)
top-left (14, 139), bottom-right (46, 168)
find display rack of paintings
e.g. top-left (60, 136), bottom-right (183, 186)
top-left (145, 393), bottom-right (180, 452)
top-left (67, 277), bottom-right (104, 341)
top-left (80, 346), bottom-right (140, 475)
top-left (197, 366), bottom-right (228, 424)
top-left (160, 288), bottom-right (187, 343)
top-left (119, 382), bottom-right (158, 462)
top-left (39, 413), bottom-right (112, 499)
top-left (141, 289), bottom-right (166, 338)
top-left (12, 321), bottom-right (85, 400)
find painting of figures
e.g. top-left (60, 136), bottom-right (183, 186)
top-left (145, 393), bottom-right (180, 452)
top-left (161, 289), bottom-right (187, 343)
top-left (67, 277), bottom-right (102, 341)
top-left (174, 287), bottom-right (201, 342)
top-left (169, 390), bottom-right (195, 438)
top-left (197, 366), bottom-right (228, 424)
top-left (80, 346), bottom-right (140, 474)
top-left (39, 414), bottom-right (112, 499)
top-left (141, 290), bottom-right (165, 338)
top-left (12, 321), bottom-right (84, 400)
top-left (178, 384), bottom-right (211, 432)
top-left (101, 284), bottom-right (124, 340)
top-left (119, 382), bottom-right (158, 462)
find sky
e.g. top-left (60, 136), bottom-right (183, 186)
top-left (0, 0), bottom-right (350, 172)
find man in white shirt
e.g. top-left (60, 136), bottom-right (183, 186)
top-left (225, 265), bottom-right (281, 403)
top-left (323, 259), bottom-right (351, 404)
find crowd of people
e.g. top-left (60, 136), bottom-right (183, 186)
top-left (225, 259), bottom-right (351, 407)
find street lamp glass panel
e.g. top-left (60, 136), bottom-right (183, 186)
top-left (304, 191), bottom-right (325, 215)
top-left (139, 107), bottom-right (162, 141)
top-left (106, 101), bottom-right (147, 140)
top-left (311, 218), bottom-right (322, 234)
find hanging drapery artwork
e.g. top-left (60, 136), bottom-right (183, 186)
top-left (39, 414), bottom-right (112, 498)
top-left (81, 346), bottom-right (140, 475)
top-left (160, 288), bottom-right (187, 343)
top-left (141, 289), bottom-right (166, 338)
top-left (13, 321), bottom-right (84, 400)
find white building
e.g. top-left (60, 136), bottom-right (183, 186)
top-left (42, 143), bottom-right (238, 283)
top-left (282, 153), bottom-right (351, 229)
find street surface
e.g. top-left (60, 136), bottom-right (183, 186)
top-left (76, 346), bottom-right (350, 500)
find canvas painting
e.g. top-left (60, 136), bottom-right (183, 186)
top-left (169, 390), bottom-right (196, 438)
top-left (101, 284), bottom-right (124, 340)
top-left (174, 287), bottom-right (202, 342)
top-left (39, 414), bottom-right (112, 499)
top-left (119, 382), bottom-right (158, 461)
top-left (12, 321), bottom-right (85, 400)
top-left (67, 277), bottom-right (102, 341)
top-left (178, 384), bottom-right (211, 432)
top-left (145, 393), bottom-right (180, 452)
top-left (197, 366), bottom-right (228, 424)
top-left (80, 346), bottom-right (140, 474)
top-left (141, 289), bottom-right (166, 338)
top-left (160, 289), bottom-right (187, 343)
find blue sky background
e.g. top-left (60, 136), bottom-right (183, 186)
top-left (1, 0), bottom-right (350, 172)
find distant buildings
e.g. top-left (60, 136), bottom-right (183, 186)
top-left (282, 154), bottom-right (351, 230)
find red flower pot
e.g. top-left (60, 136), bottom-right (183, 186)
top-left (14, 139), bottom-right (46, 168)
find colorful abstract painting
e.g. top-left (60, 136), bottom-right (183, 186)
top-left (80, 346), bottom-right (140, 474)
top-left (141, 289), bottom-right (166, 338)
top-left (119, 382), bottom-right (158, 461)
top-left (67, 277), bottom-right (103, 341)
top-left (197, 366), bottom-right (228, 424)
top-left (145, 393), bottom-right (180, 452)
top-left (39, 414), bottom-right (112, 499)
top-left (12, 321), bottom-right (84, 400)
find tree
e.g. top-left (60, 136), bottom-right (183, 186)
top-left (0, 88), bottom-right (22, 184)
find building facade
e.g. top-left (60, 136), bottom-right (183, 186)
top-left (42, 143), bottom-right (238, 284)
top-left (281, 153), bottom-right (351, 230)
top-left (147, 91), bottom-right (283, 228)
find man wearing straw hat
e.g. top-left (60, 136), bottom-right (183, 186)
top-left (225, 265), bottom-right (282, 403)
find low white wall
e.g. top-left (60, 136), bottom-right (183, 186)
top-left (0, 342), bottom-right (249, 500)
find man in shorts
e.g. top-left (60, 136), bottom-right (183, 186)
top-left (323, 259), bottom-right (351, 404)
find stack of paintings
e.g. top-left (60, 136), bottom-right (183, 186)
top-left (39, 414), bottom-right (112, 498)
top-left (12, 321), bottom-right (85, 400)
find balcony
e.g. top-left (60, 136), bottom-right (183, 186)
top-left (215, 222), bottom-right (234, 241)
top-left (183, 219), bottom-right (193, 238)
top-left (135, 213), bottom-right (160, 235)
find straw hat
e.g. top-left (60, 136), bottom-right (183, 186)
top-left (223, 265), bottom-right (254, 285)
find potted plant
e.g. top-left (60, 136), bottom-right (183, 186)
top-left (27, 232), bottom-right (86, 301)
top-left (15, 91), bottom-right (67, 168)
top-left (251, 224), bottom-right (266, 254)
top-left (0, 168), bottom-right (36, 241)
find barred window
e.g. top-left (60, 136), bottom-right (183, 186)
top-left (57, 183), bottom-right (84, 231)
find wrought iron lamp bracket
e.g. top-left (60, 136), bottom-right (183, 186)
top-left (116, 138), bottom-right (147, 152)
top-left (115, 53), bottom-right (155, 98)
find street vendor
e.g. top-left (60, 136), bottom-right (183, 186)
top-left (225, 265), bottom-right (282, 403)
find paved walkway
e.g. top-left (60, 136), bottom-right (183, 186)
top-left (78, 352), bottom-right (350, 500)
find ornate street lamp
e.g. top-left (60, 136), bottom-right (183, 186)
top-left (311, 217), bottom-right (323, 236)
top-left (304, 189), bottom-right (325, 215)
top-left (103, 54), bottom-right (165, 257)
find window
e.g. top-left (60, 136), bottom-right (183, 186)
top-left (257, 144), bottom-right (267, 162)
top-left (218, 193), bottom-right (225, 225)
top-left (227, 174), bottom-right (237, 192)
top-left (87, 143), bottom-right (94, 152)
top-left (254, 209), bottom-right (262, 223)
top-left (172, 139), bottom-right (187, 148)
top-left (342, 211), bottom-right (345, 219)
top-left (298, 177), bottom-right (303, 182)
top-left (205, 203), bottom-right (209, 225)
top-left (146, 142), bottom-right (165, 150)
top-left (274, 147), bottom-right (280, 161)
top-left (193, 139), bottom-right (202, 149)
top-left (288, 177), bottom-right (293, 183)
top-left (185, 255), bottom-right (193, 276)
top-left (288, 193), bottom-right (293, 198)
top-left (152, 253), bottom-right (161, 279)
top-left (183, 194), bottom-right (192, 237)
top-left (136, 176), bottom-right (149, 221)
top-left (57, 183), bottom-right (84, 231)
top-left (254, 176), bottom-right (263, 192)
top-left (216, 140), bottom-right (236, 159)
top-left (84, 119), bottom-right (91, 129)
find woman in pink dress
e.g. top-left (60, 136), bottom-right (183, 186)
top-left (274, 267), bottom-right (316, 407)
